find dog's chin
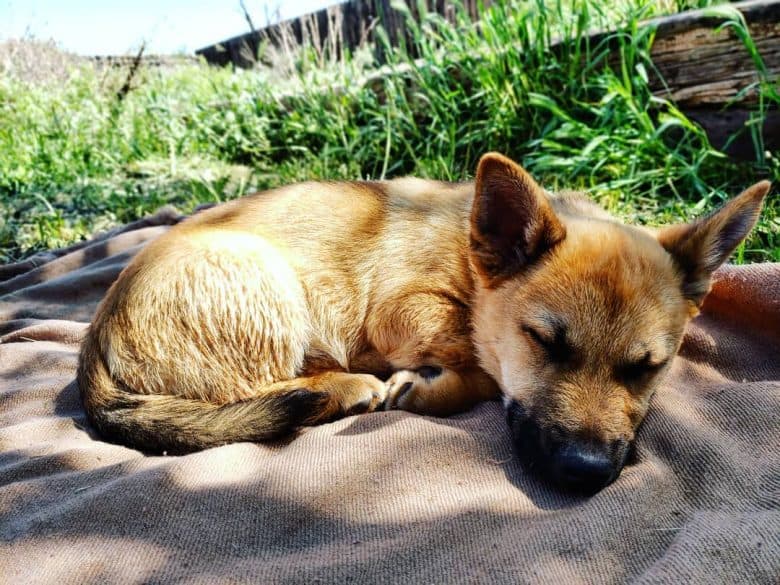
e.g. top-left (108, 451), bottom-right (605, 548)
top-left (505, 399), bottom-right (631, 495)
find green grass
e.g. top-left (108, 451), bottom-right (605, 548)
top-left (0, 0), bottom-right (777, 264)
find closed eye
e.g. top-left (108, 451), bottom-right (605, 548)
top-left (521, 324), bottom-right (572, 363)
top-left (615, 354), bottom-right (668, 385)
top-left (522, 325), bottom-right (551, 349)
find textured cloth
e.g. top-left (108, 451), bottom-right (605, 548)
top-left (0, 210), bottom-right (778, 584)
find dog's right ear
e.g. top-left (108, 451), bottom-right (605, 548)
top-left (470, 152), bottom-right (566, 288)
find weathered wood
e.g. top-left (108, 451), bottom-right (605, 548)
top-left (599, 0), bottom-right (780, 157)
top-left (647, 9), bottom-right (780, 106)
top-left (644, 0), bottom-right (779, 156)
top-left (195, 0), bottom-right (487, 68)
top-left (685, 107), bottom-right (780, 157)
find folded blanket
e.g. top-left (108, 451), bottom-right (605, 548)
top-left (1, 210), bottom-right (778, 584)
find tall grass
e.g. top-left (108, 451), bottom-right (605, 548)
top-left (0, 0), bottom-right (777, 263)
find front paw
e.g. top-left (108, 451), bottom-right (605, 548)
top-left (340, 374), bottom-right (388, 415)
top-left (384, 366), bottom-right (447, 413)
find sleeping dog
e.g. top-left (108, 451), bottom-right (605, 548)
top-left (78, 152), bottom-right (769, 492)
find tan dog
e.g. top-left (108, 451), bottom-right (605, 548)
top-left (78, 153), bottom-right (770, 492)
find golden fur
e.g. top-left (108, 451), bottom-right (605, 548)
top-left (78, 153), bottom-right (769, 490)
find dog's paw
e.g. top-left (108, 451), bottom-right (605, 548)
top-left (384, 366), bottom-right (445, 413)
top-left (339, 374), bottom-right (388, 415)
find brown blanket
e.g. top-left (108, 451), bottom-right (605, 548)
top-left (1, 210), bottom-right (778, 584)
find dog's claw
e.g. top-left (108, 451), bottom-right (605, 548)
top-left (396, 381), bottom-right (414, 403)
top-left (384, 370), bottom-right (426, 411)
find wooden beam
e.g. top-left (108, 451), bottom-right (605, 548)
top-left (645, 0), bottom-right (779, 106)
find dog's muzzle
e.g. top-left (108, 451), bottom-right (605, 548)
top-left (506, 399), bottom-right (631, 494)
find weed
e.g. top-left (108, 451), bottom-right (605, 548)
top-left (0, 0), bottom-right (777, 264)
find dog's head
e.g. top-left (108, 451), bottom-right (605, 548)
top-left (469, 153), bottom-right (770, 494)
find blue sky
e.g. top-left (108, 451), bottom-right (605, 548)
top-left (0, 0), bottom-right (335, 55)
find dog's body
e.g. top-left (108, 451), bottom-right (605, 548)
top-left (78, 153), bottom-right (769, 492)
top-left (79, 176), bottom-right (500, 452)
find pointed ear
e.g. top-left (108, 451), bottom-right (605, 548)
top-left (470, 152), bottom-right (565, 287)
top-left (658, 181), bottom-right (771, 305)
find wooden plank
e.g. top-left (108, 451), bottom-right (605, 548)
top-left (195, 0), bottom-right (487, 67)
top-left (684, 108), bottom-right (780, 157)
top-left (641, 0), bottom-right (780, 156)
top-left (648, 15), bottom-right (779, 105)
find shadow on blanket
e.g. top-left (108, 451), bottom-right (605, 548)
top-left (3, 445), bottom-right (653, 583)
top-left (1, 209), bottom-right (778, 584)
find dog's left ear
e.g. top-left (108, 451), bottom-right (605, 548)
top-left (470, 153), bottom-right (566, 287)
top-left (658, 181), bottom-right (771, 306)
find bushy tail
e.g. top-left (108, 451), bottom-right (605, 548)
top-left (77, 337), bottom-right (328, 454)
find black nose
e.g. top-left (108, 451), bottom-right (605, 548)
top-left (553, 443), bottom-right (616, 493)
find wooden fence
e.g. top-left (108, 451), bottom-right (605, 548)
top-left (195, 0), bottom-right (486, 68)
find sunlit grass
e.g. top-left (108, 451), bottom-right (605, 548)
top-left (0, 0), bottom-right (777, 264)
